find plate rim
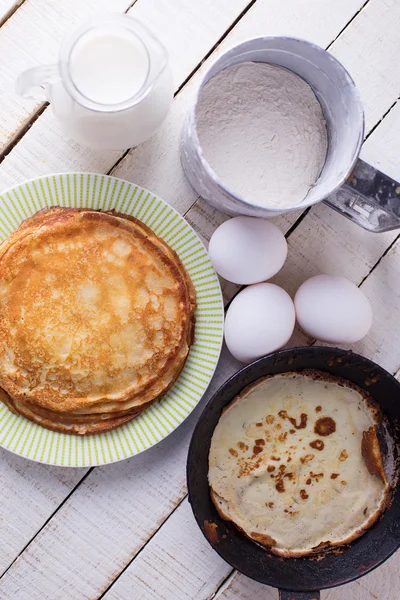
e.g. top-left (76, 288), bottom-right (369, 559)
top-left (0, 172), bottom-right (224, 467)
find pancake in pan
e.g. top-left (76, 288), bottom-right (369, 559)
top-left (0, 208), bottom-right (196, 434)
top-left (208, 371), bottom-right (390, 557)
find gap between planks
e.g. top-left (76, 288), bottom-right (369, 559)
top-left (0, 0), bottom-right (25, 28)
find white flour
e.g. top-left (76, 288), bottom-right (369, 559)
top-left (196, 62), bottom-right (328, 208)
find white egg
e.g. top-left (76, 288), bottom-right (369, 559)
top-left (224, 283), bottom-right (295, 363)
top-left (208, 217), bottom-right (287, 285)
top-left (294, 274), bottom-right (373, 344)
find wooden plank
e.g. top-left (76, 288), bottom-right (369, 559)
top-left (215, 573), bottom-right (276, 600)
top-left (103, 499), bottom-right (231, 600)
top-left (0, 0), bottom-right (251, 181)
top-left (0, 450), bottom-right (85, 575)
top-left (328, 0), bottom-right (400, 133)
top-left (0, 0), bottom-right (134, 151)
top-left (349, 233), bottom-right (400, 373)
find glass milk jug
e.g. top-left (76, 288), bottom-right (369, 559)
top-left (16, 15), bottom-right (173, 150)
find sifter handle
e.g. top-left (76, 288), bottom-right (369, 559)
top-left (324, 159), bottom-right (400, 233)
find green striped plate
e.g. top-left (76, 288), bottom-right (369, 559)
top-left (0, 173), bottom-right (224, 467)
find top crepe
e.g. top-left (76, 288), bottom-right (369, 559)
top-left (208, 371), bottom-right (389, 557)
top-left (0, 208), bottom-right (195, 434)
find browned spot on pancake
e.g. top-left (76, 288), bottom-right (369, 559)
top-left (316, 405), bottom-right (322, 412)
top-left (362, 427), bottom-right (386, 483)
top-left (267, 465), bottom-right (275, 472)
top-left (276, 480), bottom-right (285, 493)
top-left (314, 417), bottom-right (336, 436)
top-left (204, 521), bottom-right (219, 544)
top-left (229, 448), bottom-right (238, 457)
top-left (267, 501), bottom-right (274, 509)
top-left (250, 532), bottom-right (276, 546)
top-left (238, 456), bottom-right (262, 478)
top-left (279, 432), bottom-right (288, 443)
top-left (279, 410), bottom-right (308, 429)
top-left (289, 413), bottom-right (308, 429)
top-left (276, 423), bottom-right (282, 430)
top-left (284, 472), bottom-right (294, 480)
top-left (300, 454), bottom-right (315, 464)
top-left (256, 422), bottom-right (263, 427)
top-left (331, 473), bottom-right (339, 479)
top-left (341, 480), bottom-right (347, 486)
top-left (289, 429), bottom-right (295, 434)
top-left (363, 507), bottom-right (368, 516)
top-left (310, 439), bottom-right (325, 451)
top-left (306, 478), bottom-right (312, 485)
top-left (237, 441), bottom-right (248, 452)
top-left (265, 415), bottom-right (275, 424)
top-left (279, 464), bottom-right (286, 473)
top-left (270, 456), bottom-right (281, 461)
top-left (339, 449), bottom-right (348, 462)
top-left (255, 438), bottom-right (265, 446)
top-left (287, 456), bottom-right (292, 463)
top-left (300, 489), bottom-right (309, 500)
top-left (284, 508), bottom-right (299, 517)
top-left (310, 472), bottom-right (324, 482)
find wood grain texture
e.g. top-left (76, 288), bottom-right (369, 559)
top-left (103, 499), bottom-right (231, 600)
top-left (328, 0), bottom-right (400, 133)
top-left (0, 450), bottom-right (85, 575)
top-left (0, 0), bottom-right (134, 151)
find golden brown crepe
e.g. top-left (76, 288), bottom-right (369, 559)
top-left (208, 371), bottom-right (389, 557)
top-left (0, 208), bottom-right (195, 434)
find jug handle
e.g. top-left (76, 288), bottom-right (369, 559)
top-left (324, 159), bottom-right (400, 233)
top-left (15, 65), bottom-right (58, 101)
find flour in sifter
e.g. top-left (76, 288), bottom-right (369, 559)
top-left (196, 62), bottom-right (328, 208)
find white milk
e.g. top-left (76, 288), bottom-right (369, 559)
top-left (69, 33), bottom-right (149, 105)
top-left (17, 16), bottom-right (173, 150)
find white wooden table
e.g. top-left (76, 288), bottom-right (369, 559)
top-left (0, 1), bottom-right (399, 598)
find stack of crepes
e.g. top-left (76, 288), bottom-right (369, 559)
top-left (0, 208), bottom-right (196, 434)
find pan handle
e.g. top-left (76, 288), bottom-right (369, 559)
top-left (279, 591), bottom-right (320, 600)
